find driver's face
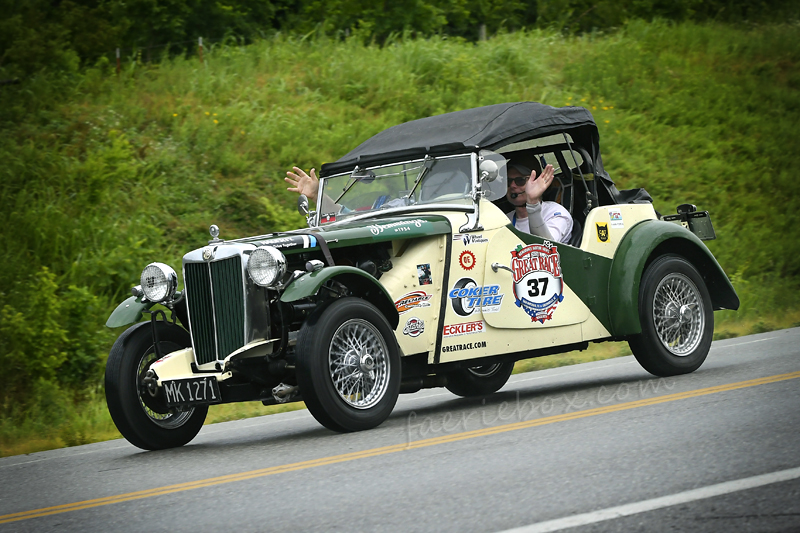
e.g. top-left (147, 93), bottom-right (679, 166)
top-left (506, 168), bottom-right (528, 206)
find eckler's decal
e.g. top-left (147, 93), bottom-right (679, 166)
top-left (449, 278), bottom-right (503, 316)
top-left (443, 320), bottom-right (485, 338)
top-left (441, 341), bottom-right (487, 353)
top-left (395, 291), bottom-right (432, 314)
top-left (510, 241), bottom-right (564, 323)
top-left (596, 223), bottom-right (609, 242)
top-left (403, 317), bottom-right (425, 337)
top-left (608, 208), bottom-right (624, 229)
top-left (417, 264), bottom-right (432, 285)
top-left (459, 250), bottom-right (476, 271)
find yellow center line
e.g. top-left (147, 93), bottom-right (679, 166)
top-left (2, 370), bottom-right (799, 524)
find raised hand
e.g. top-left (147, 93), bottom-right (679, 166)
top-left (285, 167), bottom-right (319, 202)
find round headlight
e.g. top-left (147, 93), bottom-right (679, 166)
top-left (140, 263), bottom-right (178, 302)
top-left (248, 246), bottom-right (286, 287)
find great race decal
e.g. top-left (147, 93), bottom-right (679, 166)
top-left (441, 341), bottom-right (487, 353)
top-left (395, 291), bottom-right (432, 314)
top-left (448, 278), bottom-right (504, 316)
top-left (510, 241), bottom-right (564, 323)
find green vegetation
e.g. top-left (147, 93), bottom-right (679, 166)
top-left (2, 18), bottom-right (800, 456)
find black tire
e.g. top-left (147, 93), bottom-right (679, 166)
top-left (629, 254), bottom-right (714, 377)
top-left (296, 298), bottom-right (400, 432)
top-left (451, 277), bottom-right (479, 317)
top-left (105, 321), bottom-right (208, 450)
top-left (445, 362), bottom-right (514, 397)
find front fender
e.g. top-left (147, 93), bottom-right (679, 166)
top-left (608, 220), bottom-right (739, 337)
top-left (106, 296), bottom-right (155, 328)
top-left (281, 266), bottom-right (399, 329)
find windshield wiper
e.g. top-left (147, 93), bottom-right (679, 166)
top-left (334, 167), bottom-right (376, 205)
top-left (403, 155), bottom-right (435, 201)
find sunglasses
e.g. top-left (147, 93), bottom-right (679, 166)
top-left (507, 176), bottom-right (528, 187)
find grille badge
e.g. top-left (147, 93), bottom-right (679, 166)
top-left (202, 247), bottom-right (215, 261)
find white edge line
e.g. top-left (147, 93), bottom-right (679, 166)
top-left (719, 337), bottom-right (773, 348)
top-left (499, 466), bottom-right (800, 533)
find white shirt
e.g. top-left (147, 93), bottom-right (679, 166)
top-left (506, 201), bottom-right (573, 243)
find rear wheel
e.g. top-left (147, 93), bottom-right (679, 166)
top-left (629, 255), bottom-right (713, 377)
top-left (105, 321), bottom-right (207, 450)
top-left (296, 298), bottom-right (400, 432)
top-left (445, 362), bottom-right (514, 397)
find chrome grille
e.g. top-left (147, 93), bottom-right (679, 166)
top-left (185, 256), bottom-right (245, 365)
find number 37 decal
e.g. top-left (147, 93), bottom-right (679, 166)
top-left (527, 277), bottom-right (549, 297)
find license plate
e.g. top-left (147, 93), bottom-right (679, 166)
top-left (163, 377), bottom-right (221, 407)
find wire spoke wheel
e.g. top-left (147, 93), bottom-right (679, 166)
top-left (297, 297), bottom-right (400, 432)
top-left (652, 273), bottom-right (705, 356)
top-left (329, 319), bottom-right (390, 409)
top-left (466, 363), bottom-right (504, 378)
top-left (135, 350), bottom-right (194, 429)
top-left (105, 322), bottom-right (208, 450)
top-left (629, 255), bottom-right (714, 377)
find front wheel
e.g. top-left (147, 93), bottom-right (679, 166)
top-left (445, 362), bottom-right (514, 397)
top-left (629, 255), bottom-right (714, 377)
top-left (105, 321), bottom-right (207, 450)
top-left (296, 298), bottom-right (400, 432)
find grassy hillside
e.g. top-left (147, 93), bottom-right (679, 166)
top-left (1, 19), bottom-right (799, 455)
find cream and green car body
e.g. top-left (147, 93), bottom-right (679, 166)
top-left (105, 102), bottom-right (739, 450)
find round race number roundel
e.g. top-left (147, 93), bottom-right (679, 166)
top-left (459, 250), bottom-right (476, 271)
top-left (510, 241), bottom-right (565, 323)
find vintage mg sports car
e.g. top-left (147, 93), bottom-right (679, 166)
top-left (105, 102), bottom-right (739, 450)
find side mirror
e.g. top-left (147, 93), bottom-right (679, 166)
top-left (297, 194), bottom-right (309, 216)
top-left (479, 159), bottom-right (499, 182)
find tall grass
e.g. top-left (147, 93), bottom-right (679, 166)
top-left (1, 20), bottom-right (799, 456)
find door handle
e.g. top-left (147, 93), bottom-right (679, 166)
top-left (491, 262), bottom-right (513, 274)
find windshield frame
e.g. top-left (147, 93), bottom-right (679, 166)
top-left (312, 153), bottom-right (478, 227)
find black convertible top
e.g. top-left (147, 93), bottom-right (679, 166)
top-left (320, 102), bottom-right (611, 185)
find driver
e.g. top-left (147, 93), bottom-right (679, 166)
top-left (505, 160), bottom-right (573, 243)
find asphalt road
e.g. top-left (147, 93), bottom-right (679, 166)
top-left (1, 329), bottom-right (799, 532)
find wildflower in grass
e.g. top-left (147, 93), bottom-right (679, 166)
top-left (213, 113), bottom-right (217, 116)
top-left (241, 131), bottom-right (245, 135)
top-left (205, 111), bottom-right (210, 115)
top-left (173, 113), bottom-right (178, 117)
top-left (592, 106), bottom-right (597, 110)
top-left (602, 106), bottom-right (608, 110)
top-left (214, 119), bottom-right (218, 124)
top-left (580, 98), bottom-right (585, 102)
top-left (616, 130), bottom-right (620, 133)
top-left (605, 120), bottom-right (610, 123)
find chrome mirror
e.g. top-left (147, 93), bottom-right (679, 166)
top-left (297, 194), bottom-right (309, 216)
top-left (479, 159), bottom-right (499, 182)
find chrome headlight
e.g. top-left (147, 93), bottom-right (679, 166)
top-left (140, 263), bottom-right (178, 303)
top-left (247, 246), bottom-right (286, 287)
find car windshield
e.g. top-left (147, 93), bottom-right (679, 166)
top-left (317, 155), bottom-right (474, 223)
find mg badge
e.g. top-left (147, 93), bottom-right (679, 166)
top-left (202, 247), bottom-right (215, 261)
